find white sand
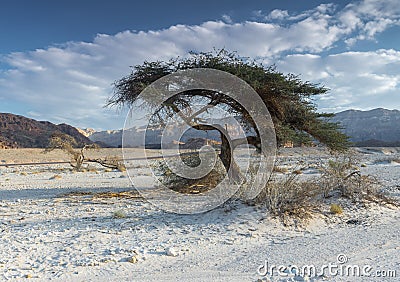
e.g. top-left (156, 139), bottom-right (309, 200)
top-left (0, 148), bottom-right (399, 281)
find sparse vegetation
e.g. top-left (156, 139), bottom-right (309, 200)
top-left (319, 153), bottom-right (379, 199)
top-left (154, 153), bottom-right (226, 194)
top-left (293, 169), bottom-right (303, 175)
top-left (113, 209), bottom-right (127, 218)
top-left (44, 132), bottom-right (126, 172)
top-left (272, 166), bottom-right (289, 174)
top-left (49, 174), bottom-right (62, 180)
top-left (105, 50), bottom-right (398, 225)
top-left (253, 151), bottom-right (397, 224)
top-left (330, 204), bottom-right (343, 214)
top-left (254, 173), bottom-right (320, 222)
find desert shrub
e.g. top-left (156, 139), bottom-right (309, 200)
top-left (330, 203), bottom-right (343, 214)
top-left (45, 132), bottom-right (126, 172)
top-left (319, 153), bottom-right (380, 199)
top-left (254, 173), bottom-right (322, 221)
top-left (154, 153), bottom-right (226, 194)
top-left (100, 156), bottom-right (126, 172)
top-left (253, 150), bottom-right (397, 224)
top-left (113, 209), bottom-right (127, 218)
top-left (49, 174), bottom-right (62, 180)
top-left (272, 166), bottom-right (289, 173)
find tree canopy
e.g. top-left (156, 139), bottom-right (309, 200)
top-left (107, 50), bottom-right (349, 152)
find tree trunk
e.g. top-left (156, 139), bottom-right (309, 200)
top-left (219, 133), bottom-right (243, 184)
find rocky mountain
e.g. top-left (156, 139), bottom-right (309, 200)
top-left (88, 130), bottom-right (124, 148)
top-left (0, 113), bottom-right (94, 148)
top-left (86, 127), bottom-right (221, 148)
top-left (76, 127), bottom-right (96, 137)
top-left (331, 108), bottom-right (400, 146)
top-left (85, 108), bottom-right (400, 148)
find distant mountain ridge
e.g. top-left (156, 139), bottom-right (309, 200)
top-left (0, 113), bottom-right (94, 148)
top-left (84, 108), bottom-right (400, 148)
top-left (331, 108), bottom-right (400, 146)
top-left (2, 108), bottom-right (398, 149)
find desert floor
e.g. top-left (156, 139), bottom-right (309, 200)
top-left (0, 148), bottom-right (399, 281)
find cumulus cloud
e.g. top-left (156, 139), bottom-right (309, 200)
top-left (266, 9), bottom-right (289, 21)
top-left (339, 0), bottom-right (400, 44)
top-left (0, 0), bottom-right (399, 129)
top-left (276, 49), bottom-right (400, 112)
top-left (221, 14), bottom-right (233, 24)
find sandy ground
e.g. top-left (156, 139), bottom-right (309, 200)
top-left (0, 148), bottom-right (399, 281)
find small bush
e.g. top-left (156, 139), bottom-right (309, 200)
top-left (330, 204), bottom-right (343, 214)
top-left (154, 153), bottom-right (226, 194)
top-left (272, 166), bottom-right (289, 173)
top-left (319, 153), bottom-right (380, 199)
top-left (253, 150), bottom-right (396, 224)
top-left (113, 210), bottom-right (127, 218)
top-left (254, 173), bottom-right (321, 221)
top-left (49, 174), bottom-right (62, 180)
top-left (88, 167), bottom-right (98, 173)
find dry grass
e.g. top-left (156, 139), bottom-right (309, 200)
top-left (49, 174), bottom-right (62, 180)
top-left (272, 166), bottom-right (289, 173)
top-left (154, 153), bottom-right (226, 194)
top-left (318, 154), bottom-right (380, 199)
top-left (59, 190), bottom-right (143, 200)
top-left (253, 151), bottom-right (397, 224)
top-left (254, 173), bottom-right (320, 222)
top-left (330, 204), bottom-right (343, 214)
top-left (113, 209), bottom-right (128, 218)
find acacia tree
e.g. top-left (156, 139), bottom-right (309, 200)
top-left (107, 50), bottom-right (349, 179)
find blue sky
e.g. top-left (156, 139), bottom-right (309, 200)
top-left (0, 0), bottom-right (399, 130)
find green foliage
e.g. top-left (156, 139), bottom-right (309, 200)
top-left (107, 49), bottom-right (350, 151)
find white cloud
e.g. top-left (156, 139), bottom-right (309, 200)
top-left (276, 49), bottom-right (400, 112)
top-left (266, 9), bottom-right (289, 21)
top-left (0, 0), bottom-right (399, 129)
top-left (221, 14), bottom-right (233, 24)
top-left (339, 0), bottom-right (400, 43)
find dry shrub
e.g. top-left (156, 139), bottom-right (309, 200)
top-left (49, 174), bottom-right (62, 180)
top-left (330, 204), bottom-right (343, 214)
top-left (273, 166), bottom-right (289, 173)
top-left (57, 190), bottom-right (143, 204)
top-left (45, 132), bottom-right (126, 172)
top-left (319, 153), bottom-right (380, 199)
top-left (113, 209), bottom-right (127, 218)
top-left (154, 153), bottom-right (226, 194)
top-left (254, 173), bottom-right (321, 221)
top-left (253, 151), bottom-right (397, 224)
top-left (100, 156), bottom-right (126, 172)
